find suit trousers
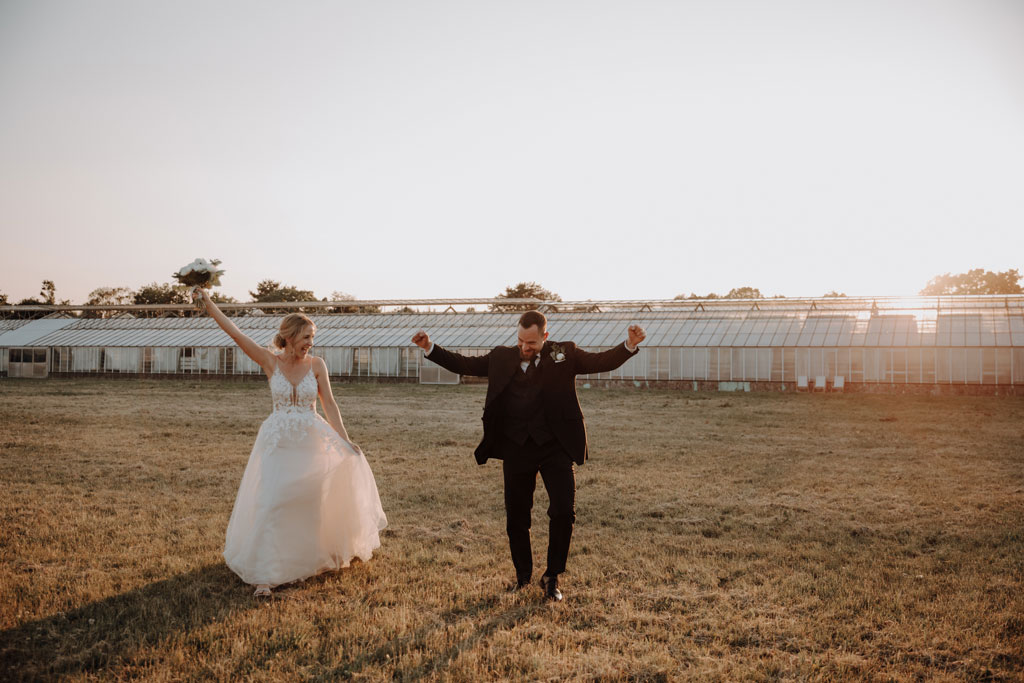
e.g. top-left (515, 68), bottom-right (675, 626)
top-left (500, 435), bottom-right (576, 581)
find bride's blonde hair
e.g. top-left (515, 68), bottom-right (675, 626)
top-left (271, 313), bottom-right (316, 352)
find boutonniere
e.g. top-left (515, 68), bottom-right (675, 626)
top-left (549, 343), bottom-right (566, 363)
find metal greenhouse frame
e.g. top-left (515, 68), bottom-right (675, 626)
top-left (1, 295), bottom-right (1022, 392)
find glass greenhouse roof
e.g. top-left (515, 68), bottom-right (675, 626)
top-left (4, 297), bottom-right (1022, 349)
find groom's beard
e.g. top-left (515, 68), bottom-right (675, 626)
top-left (519, 348), bottom-right (539, 361)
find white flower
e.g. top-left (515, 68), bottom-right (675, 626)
top-left (186, 258), bottom-right (220, 274)
top-left (174, 257), bottom-right (224, 290)
top-left (555, 352), bottom-right (565, 362)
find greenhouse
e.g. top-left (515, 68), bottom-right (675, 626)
top-left (1, 295), bottom-right (1022, 392)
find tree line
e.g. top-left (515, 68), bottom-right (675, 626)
top-left (0, 279), bottom-right (382, 319)
top-left (1, 269), bottom-right (1020, 319)
top-left (490, 269), bottom-right (1022, 311)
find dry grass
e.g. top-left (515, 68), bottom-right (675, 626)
top-left (1, 378), bottom-right (1022, 681)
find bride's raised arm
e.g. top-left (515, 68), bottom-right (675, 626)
top-left (196, 288), bottom-right (277, 374)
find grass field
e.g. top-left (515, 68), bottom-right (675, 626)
top-left (1, 378), bottom-right (1022, 681)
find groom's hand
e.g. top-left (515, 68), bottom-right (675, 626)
top-left (627, 324), bottom-right (646, 350)
top-left (412, 330), bottom-right (431, 351)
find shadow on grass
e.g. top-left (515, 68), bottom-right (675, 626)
top-left (326, 593), bottom-right (544, 679)
top-left (0, 563), bottom-right (252, 680)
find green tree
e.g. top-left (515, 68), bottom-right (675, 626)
top-left (132, 282), bottom-right (193, 317)
top-left (674, 287), bottom-right (766, 300)
top-left (724, 287), bottom-right (763, 299)
top-left (210, 292), bottom-right (238, 304)
top-left (84, 286), bottom-right (135, 318)
top-left (134, 282), bottom-right (191, 305)
top-left (40, 280), bottom-right (56, 305)
top-left (675, 292), bottom-right (714, 300)
top-left (0, 291), bottom-right (17, 319)
top-left (87, 286), bottom-right (134, 306)
top-left (36, 280), bottom-right (72, 307)
top-left (823, 291), bottom-right (847, 297)
top-left (920, 268), bottom-right (1022, 295)
top-left (9, 295), bottom-right (47, 319)
top-left (328, 291), bottom-right (381, 314)
top-left (490, 282), bottom-right (562, 312)
top-left (249, 279), bottom-right (318, 313)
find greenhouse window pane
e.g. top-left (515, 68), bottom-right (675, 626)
top-left (982, 349), bottom-right (997, 384)
top-left (796, 323), bottom-right (815, 346)
top-left (756, 322), bottom-right (776, 346)
top-left (995, 349), bottom-right (1011, 384)
top-left (667, 322), bottom-right (695, 346)
top-left (979, 315), bottom-right (997, 346)
top-left (673, 327), bottom-right (696, 346)
top-left (688, 319), bottom-right (710, 335)
top-left (1008, 316), bottom-right (1024, 345)
top-left (783, 325), bottom-right (803, 345)
top-left (730, 325), bottom-right (751, 347)
top-left (879, 319), bottom-right (896, 346)
top-left (772, 320), bottom-right (797, 345)
top-left (964, 315), bottom-right (982, 346)
top-left (808, 319), bottom-right (830, 336)
top-left (704, 321), bottom-right (728, 346)
top-left (645, 320), bottom-right (670, 346)
top-left (966, 348), bottom-right (982, 384)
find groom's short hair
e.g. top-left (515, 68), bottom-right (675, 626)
top-left (518, 310), bottom-right (547, 332)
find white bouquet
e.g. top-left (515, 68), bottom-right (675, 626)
top-left (173, 258), bottom-right (224, 310)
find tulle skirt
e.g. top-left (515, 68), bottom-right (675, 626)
top-left (223, 410), bottom-right (388, 587)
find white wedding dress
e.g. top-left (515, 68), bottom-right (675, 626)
top-left (223, 361), bottom-right (387, 587)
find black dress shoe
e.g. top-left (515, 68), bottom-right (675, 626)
top-left (539, 574), bottom-right (563, 602)
top-left (511, 576), bottom-right (531, 592)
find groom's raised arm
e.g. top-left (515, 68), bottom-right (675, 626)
top-left (573, 324), bottom-right (646, 376)
top-left (412, 330), bottom-right (490, 377)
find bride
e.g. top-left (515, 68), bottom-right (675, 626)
top-left (196, 288), bottom-right (387, 596)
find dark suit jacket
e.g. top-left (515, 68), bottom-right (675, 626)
top-left (426, 340), bottom-right (638, 466)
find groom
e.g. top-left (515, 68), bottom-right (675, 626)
top-left (412, 311), bottom-right (645, 601)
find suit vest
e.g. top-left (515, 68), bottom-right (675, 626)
top-left (501, 362), bottom-right (554, 445)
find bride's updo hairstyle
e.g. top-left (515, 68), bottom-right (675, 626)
top-left (272, 313), bottom-right (316, 352)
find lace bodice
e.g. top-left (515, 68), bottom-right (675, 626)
top-left (269, 362), bottom-right (318, 413)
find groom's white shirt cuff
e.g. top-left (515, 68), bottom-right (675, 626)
top-left (625, 341), bottom-right (637, 353)
top-left (423, 343), bottom-right (434, 356)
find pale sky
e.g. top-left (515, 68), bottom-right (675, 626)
top-left (1, 0), bottom-right (1022, 305)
